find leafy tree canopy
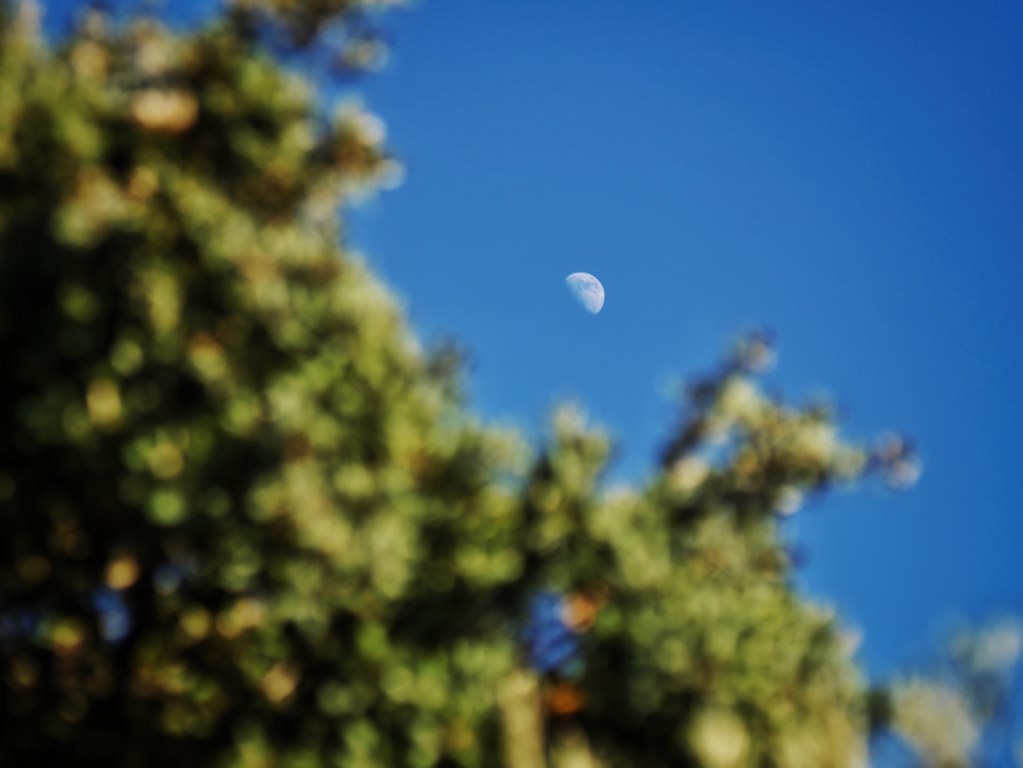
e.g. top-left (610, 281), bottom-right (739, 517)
top-left (0, 2), bottom-right (995, 766)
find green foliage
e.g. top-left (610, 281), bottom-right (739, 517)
top-left (0, 3), bottom-right (945, 767)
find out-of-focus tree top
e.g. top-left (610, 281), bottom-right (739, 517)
top-left (0, 2), bottom-right (994, 766)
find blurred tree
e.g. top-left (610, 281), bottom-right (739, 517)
top-left (0, 1), bottom-right (1003, 766)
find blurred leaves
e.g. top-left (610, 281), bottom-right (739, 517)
top-left (0, 3), bottom-right (960, 768)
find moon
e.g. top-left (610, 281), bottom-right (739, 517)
top-left (565, 272), bottom-right (605, 314)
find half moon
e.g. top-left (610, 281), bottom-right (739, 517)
top-left (565, 272), bottom-right (605, 314)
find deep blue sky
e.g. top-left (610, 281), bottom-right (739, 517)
top-left (41, 0), bottom-right (1022, 685)
top-left (347, 0), bottom-right (1023, 683)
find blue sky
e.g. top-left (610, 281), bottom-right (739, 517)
top-left (345, 0), bottom-right (1023, 683)
top-left (41, 0), bottom-right (1023, 686)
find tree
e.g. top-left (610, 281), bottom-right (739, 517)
top-left (0, 2), bottom-right (988, 766)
